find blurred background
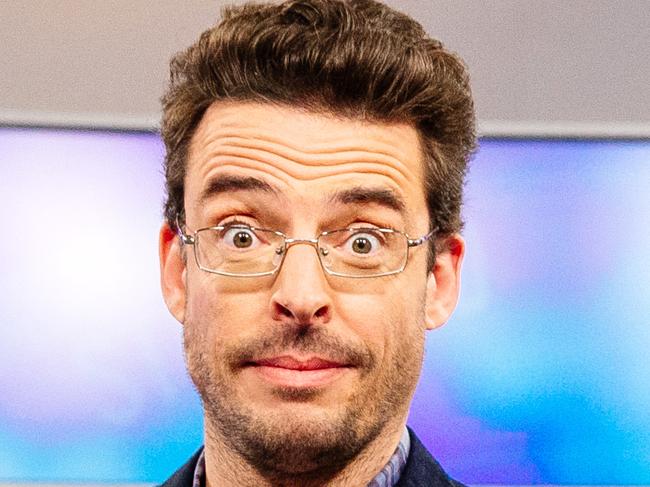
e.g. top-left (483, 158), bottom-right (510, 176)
top-left (1, 1), bottom-right (649, 485)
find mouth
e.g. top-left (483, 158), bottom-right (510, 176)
top-left (244, 355), bottom-right (353, 388)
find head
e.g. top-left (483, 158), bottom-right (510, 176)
top-left (159, 0), bottom-right (475, 481)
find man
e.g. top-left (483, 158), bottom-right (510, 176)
top-left (158, 0), bottom-right (475, 485)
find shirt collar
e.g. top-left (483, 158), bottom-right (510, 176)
top-left (367, 427), bottom-right (411, 487)
top-left (192, 447), bottom-right (206, 487)
top-left (192, 427), bottom-right (411, 487)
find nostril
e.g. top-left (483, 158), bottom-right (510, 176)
top-left (271, 300), bottom-right (330, 324)
top-left (274, 302), bottom-right (294, 319)
top-left (314, 306), bottom-right (328, 319)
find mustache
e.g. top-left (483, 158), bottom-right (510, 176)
top-left (224, 325), bottom-right (375, 371)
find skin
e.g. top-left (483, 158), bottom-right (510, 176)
top-left (159, 101), bottom-right (464, 487)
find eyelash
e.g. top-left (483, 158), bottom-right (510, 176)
top-left (218, 217), bottom-right (256, 228)
top-left (349, 220), bottom-right (390, 230)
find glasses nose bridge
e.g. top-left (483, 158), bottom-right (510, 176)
top-left (275, 236), bottom-right (325, 275)
top-left (283, 237), bottom-right (320, 251)
top-left (274, 236), bottom-right (331, 277)
top-left (281, 237), bottom-right (328, 262)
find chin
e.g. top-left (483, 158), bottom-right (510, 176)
top-left (204, 389), bottom-right (384, 476)
top-left (227, 406), bottom-right (377, 475)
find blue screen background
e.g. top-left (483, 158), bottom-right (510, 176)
top-left (0, 129), bottom-right (648, 483)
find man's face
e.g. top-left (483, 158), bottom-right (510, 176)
top-left (160, 102), bottom-right (463, 475)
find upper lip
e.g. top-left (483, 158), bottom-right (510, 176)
top-left (249, 355), bottom-right (348, 371)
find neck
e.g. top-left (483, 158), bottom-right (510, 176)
top-left (203, 418), bottom-right (407, 487)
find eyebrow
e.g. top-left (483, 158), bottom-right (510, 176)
top-left (199, 174), bottom-right (278, 203)
top-left (327, 186), bottom-right (406, 214)
top-left (199, 175), bottom-right (406, 215)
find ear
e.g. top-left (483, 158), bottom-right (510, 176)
top-left (159, 222), bottom-right (186, 324)
top-left (424, 234), bottom-right (465, 330)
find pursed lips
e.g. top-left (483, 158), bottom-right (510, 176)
top-left (253, 356), bottom-right (347, 370)
top-left (245, 355), bottom-right (352, 389)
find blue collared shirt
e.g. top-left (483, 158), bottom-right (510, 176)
top-left (192, 428), bottom-right (411, 487)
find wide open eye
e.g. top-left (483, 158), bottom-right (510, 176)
top-left (344, 230), bottom-right (384, 256)
top-left (221, 226), bottom-right (259, 250)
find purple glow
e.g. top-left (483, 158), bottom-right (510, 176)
top-left (1, 130), bottom-right (648, 483)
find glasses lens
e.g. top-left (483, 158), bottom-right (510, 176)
top-left (195, 226), bottom-right (285, 276)
top-left (318, 228), bottom-right (408, 277)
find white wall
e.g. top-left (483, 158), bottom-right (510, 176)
top-left (1, 0), bottom-right (648, 135)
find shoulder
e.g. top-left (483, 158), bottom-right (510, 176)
top-left (396, 428), bottom-right (466, 487)
top-left (159, 447), bottom-right (204, 487)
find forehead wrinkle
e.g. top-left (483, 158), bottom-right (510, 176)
top-left (203, 129), bottom-right (414, 160)
top-left (191, 128), bottom-right (421, 183)
top-left (190, 151), bottom-right (416, 196)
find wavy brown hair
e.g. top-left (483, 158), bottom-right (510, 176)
top-left (161, 0), bottom-right (476, 264)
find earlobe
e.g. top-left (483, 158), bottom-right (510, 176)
top-left (424, 235), bottom-right (465, 331)
top-left (159, 222), bottom-right (187, 324)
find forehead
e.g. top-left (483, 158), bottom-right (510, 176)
top-left (185, 101), bottom-right (427, 223)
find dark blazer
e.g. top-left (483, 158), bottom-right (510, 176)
top-left (161, 428), bottom-right (466, 487)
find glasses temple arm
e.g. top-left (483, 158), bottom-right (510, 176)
top-left (175, 217), bottom-right (195, 245)
top-left (407, 227), bottom-right (438, 247)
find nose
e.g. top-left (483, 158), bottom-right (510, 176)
top-left (270, 239), bottom-right (332, 325)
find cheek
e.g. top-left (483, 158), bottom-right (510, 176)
top-left (333, 282), bottom-right (426, 363)
top-left (185, 272), bottom-right (270, 344)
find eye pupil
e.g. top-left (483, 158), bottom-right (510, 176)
top-left (352, 237), bottom-right (372, 254)
top-left (234, 231), bottom-right (253, 248)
